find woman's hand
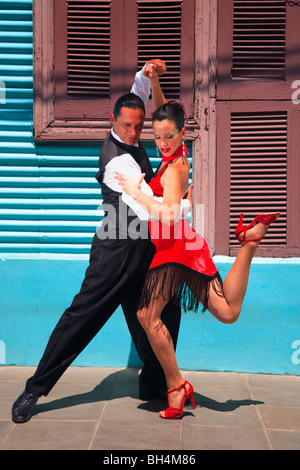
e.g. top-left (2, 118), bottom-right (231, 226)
top-left (115, 172), bottom-right (146, 199)
top-left (144, 59), bottom-right (167, 108)
top-left (144, 59), bottom-right (166, 79)
top-left (143, 63), bottom-right (159, 80)
top-left (184, 184), bottom-right (194, 206)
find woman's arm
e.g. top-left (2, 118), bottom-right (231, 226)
top-left (150, 75), bottom-right (167, 110)
top-left (115, 160), bottom-right (190, 225)
top-left (143, 59), bottom-right (167, 110)
top-left (130, 59), bottom-right (166, 110)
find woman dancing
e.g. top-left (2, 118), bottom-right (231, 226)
top-left (115, 101), bottom-right (279, 420)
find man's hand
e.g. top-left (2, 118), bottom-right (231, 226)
top-left (115, 171), bottom-right (146, 199)
top-left (144, 59), bottom-right (167, 79)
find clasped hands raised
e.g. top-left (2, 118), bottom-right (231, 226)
top-left (143, 59), bottom-right (167, 80)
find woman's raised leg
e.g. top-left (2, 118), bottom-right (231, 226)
top-left (207, 214), bottom-right (279, 323)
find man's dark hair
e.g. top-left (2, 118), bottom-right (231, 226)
top-left (113, 93), bottom-right (145, 119)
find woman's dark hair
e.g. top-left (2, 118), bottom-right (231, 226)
top-left (152, 100), bottom-right (186, 131)
top-left (113, 93), bottom-right (145, 119)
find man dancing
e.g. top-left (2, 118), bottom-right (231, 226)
top-left (12, 60), bottom-right (182, 423)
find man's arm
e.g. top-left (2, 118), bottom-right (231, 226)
top-left (130, 59), bottom-right (167, 110)
top-left (103, 154), bottom-right (191, 222)
top-left (130, 63), bottom-right (151, 107)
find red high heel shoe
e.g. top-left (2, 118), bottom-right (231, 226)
top-left (160, 380), bottom-right (196, 419)
top-left (235, 212), bottom-right (280, 243)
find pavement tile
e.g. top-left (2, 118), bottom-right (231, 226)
top-left (0, 367), bottom-right (36, 381)
top-left (59, 366), bottom-right (121, 383)
top-left (0, 366), bottom-right (299, 451)
top-left (250, 387), bottom-right (300, 407)
top-left (183, 370), bottom-right (245, 386)
top-left (259, 405), bottom-right (300, 431)
top-left (0, 421), bottom-right (14, 446)
top-left (245, 373), bottom-right (300, 390)
top-left (31, 397), bottom-right (106, 421)
top-left (182, 424), bottom-right (270, 450)
top-left (0, 400), bottom-right (14, 420)
top-left (91, 421), bottom-right (181, 450)
top-left (193, 384), bottom-right (253, 405)
top-left (1, 420), bottom-right (97, 450)
top-left (182, 401), bottom-right (261, 428)
top-left (0, 381), bottom-right (31, 399)
top-left (268, 430), bottom-right (300, 450)
top-left (46, 379), bottom-right (115, 400)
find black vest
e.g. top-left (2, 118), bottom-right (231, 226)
top-left (95, 132), bottom-right (154, 240)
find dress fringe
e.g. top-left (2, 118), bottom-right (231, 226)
top-left (138, 262), bottom-right (224, 313)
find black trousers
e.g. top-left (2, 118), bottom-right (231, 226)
top-left (25, 234), bottom-right (181, 397)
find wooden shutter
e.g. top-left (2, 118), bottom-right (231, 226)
top-left (216, 0), bottom-right (300, 256)
top-left (54, 0), bottom-right (124, 119)
top-left (229, 111), bottom-right (287, 248)
top-left (216, 100), bottom-right (300, 257)
top-left (137, 0), bottom-right (195, 116)
top-left (138, 1), bottom-right (182, 99)
top-left (217, 0), bottom-right (300, 100)
top-left (66, 1), bottom-right (111, 99)
top-left (34, 0), bottom-right (195, 137)
top-left (232, 0), bottom-right (286, 79)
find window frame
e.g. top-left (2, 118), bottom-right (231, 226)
top-left (217, 0), bottom-right (300, 101)
top-left (214, 0), bottom-right (300, 257)
top-left (33, 0), bottom-right (197, 142)
top-left (216, 100), bottom-right (300, 257)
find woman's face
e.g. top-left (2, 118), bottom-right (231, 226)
top-left (153, 119), bottom-right (186, 157)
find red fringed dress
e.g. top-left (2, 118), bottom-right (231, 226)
top-left (138, 145), bottom-right (224, 313)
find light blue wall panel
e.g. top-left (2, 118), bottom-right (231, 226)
top-left (0, 256), bottom-right (142, 368)
top-left (1, 256), bottom-right (299, 375)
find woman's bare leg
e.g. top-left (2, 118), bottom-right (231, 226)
top-left (137, 299), bottom-right (190, 417)
top-left (138, 215), bottom-right (280, 414)
top-left (207, 218), bottom-right (277, 323)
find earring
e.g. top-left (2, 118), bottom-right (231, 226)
top-left (156, 146), bottom-right (161, 158)
top-left (182, 141), bottom-right (185, 157)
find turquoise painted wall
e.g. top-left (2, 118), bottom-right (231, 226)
top-left (1, 256), bottom-right (299, 375)
top-left (0, 0), bottom-right (299, 376)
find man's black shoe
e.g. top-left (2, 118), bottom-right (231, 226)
top-left (11, 390), bottom-right (39, 423)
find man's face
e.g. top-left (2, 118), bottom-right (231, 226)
top-left (110, 107), bottom-right (144, 146)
